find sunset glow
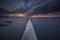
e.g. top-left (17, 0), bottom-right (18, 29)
top-left (0, 13), bottom-right (60, 18)
top-left (5, 13), bottom-right (26, 17)
top-left (31, 14), bottom-right (60, 18)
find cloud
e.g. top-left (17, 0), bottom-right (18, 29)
top-left (0, 0), bottom-right (60, 14)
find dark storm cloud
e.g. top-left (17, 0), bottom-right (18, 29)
top-left (0, 8), bottom-right (7, 13)
top-left (0, 0), bottom-right (60, 14)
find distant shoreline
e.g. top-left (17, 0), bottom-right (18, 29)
top-left (0, 16), bottom-right (60, 18)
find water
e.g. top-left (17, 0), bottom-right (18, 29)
top-left (22, 19), bottom-right (38, 40)
top-left (0, 17), bottom-right (60, 40)
top-left (31, 17), bottom-right (60, 40)
top-left (0, 18), bottom-right (28, 40)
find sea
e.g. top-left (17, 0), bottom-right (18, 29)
top-left (0, 17), bottom-right (60, 40)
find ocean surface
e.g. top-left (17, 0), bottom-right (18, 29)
top-left (0, 17), bottom-right (60, 40)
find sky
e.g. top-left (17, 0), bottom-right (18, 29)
top-left (0, 0), bottom-right (60, 15)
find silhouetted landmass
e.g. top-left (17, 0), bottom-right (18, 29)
top-left (0, 24), bottom-right (8, 27)
top-left (5, 21), bottom-right (12, 23)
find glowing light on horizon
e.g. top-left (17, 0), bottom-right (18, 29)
top-left (5, 13), bottom-right (25, 17)
top-left (31, 14), bottom-right (60, 18)
top-left (1, 13), bottom-right (60, 18)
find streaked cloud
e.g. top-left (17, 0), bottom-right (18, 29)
top-left (0, 0), bottom-right (60, 15)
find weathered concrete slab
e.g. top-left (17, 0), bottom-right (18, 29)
top-left (22, 19), bottom-right (38, 40)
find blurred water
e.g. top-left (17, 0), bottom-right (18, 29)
top-left (0, 17), bottom-right (60, 40)
top-left (0, 18), bottom-right (28, 40)
top-left (31, 17), bottom-right (60, 40)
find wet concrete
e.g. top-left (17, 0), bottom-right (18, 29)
top-left (22, 19), bottom-right (38, 40)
